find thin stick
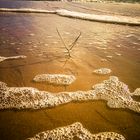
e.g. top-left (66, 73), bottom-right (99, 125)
top-left (56, 28), bottom-right (81, 58)
top-left (69, 32), bottom-right (81, 51)
top-left (56, 28), bottom-right (69, 52)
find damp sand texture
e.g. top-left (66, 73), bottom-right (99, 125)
top-left (0, 1), bottom-right (140, 140)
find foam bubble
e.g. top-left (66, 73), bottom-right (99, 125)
top-left (115, 52), bottom-right (122, 56)
top-left (106, 56), bottom-right (113, 58)
top-left (0, 81), bottom-right (7, 89)
top-left (93, 68), bottom-right (111, 75)
top-left (116, 45), bottom-right (121, 48)
top-left (95, 46), bottom-right (107, 50)
top-left (44, 44), bottom-right (48, 46)
top-left (126, 34), bottom-right (133, 38)
top-left (33, 74), bottom-right (76, 86)
top-left (53, 41), bottom-right (58, 44)
top-left (131, 88), bottom-right (140, 96)
top-left (101, 58), bottom-right (108, 62)
top-left (10, 42), bottom-right (16, 45)
top-left (0, 55), bottom-right (26, 63)
top-left (133, 42), bottom-right (139, 45)
top-left (0, 76), bottom-right (140, 113)
top-left (26, 122), bottom-right (125, 140)
top-left (0, 56), bottom-right (6, 62)
top-left (29, 33), bottom-right (35, 36)
top-left (65, 32), bottom-right (70, 35)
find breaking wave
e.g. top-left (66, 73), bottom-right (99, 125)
top-left (0, 8), bottom-right (139, 25)
top-left (56, 9), bottom-right (140, 26)
top-left (0, 76), bottom-right (140, 113)
top-left (0, 8), bottom-right (56, 14)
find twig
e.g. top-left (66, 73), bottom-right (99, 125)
top-left (69, 32), bottom-right (81, 51)
top-left (56, 28), bottom-right (69, 52)
top-left (56, 28), bottom-right (81, 57)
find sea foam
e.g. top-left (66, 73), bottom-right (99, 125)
top-left (0, 76), bottom-right (139, 113)
top-left (0, 8), bottom-right (140, 26)
top-left (93, 68), bottom-right (111, 75)
top-left (0, 55), bottom-right (26, 63)
top-left (26, 122), bottom-right (125, 140)
top-left (33, 74), bottom-right (76, 86)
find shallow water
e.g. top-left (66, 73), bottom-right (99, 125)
top-left (0, 1), bottom-right (140, 140)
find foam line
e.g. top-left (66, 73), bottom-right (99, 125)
top-left (0, 8), bottom-right (56, 14)
top-left (33, 74), bottom-right (76, 86)
top-left (56, 9), bottom-right (140, 26)
top-left (0, 76), bottom-right (140, 113)
top-left (0, 55), bottom-right (27, 63)
top-left (0, 8), bottom-right (139, 25)
top-left (26, 122), bottom-right (125, 140)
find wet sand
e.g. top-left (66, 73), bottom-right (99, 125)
top-left (0, 1), bottom-right (140, 140)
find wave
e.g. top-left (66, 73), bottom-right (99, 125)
top-left (0, 8), bottom-right (56, 14)
top-left (0, 76), bottom-right (139, 113)
top-left (0, 8), bottom-right (139, 26)
top-left (56, 9), bottom-right (140, 26)
top-left (26, 122), bottom-right (125, 140)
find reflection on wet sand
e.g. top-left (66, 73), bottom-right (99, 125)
top-left (0, 1), bottom-right (140, 140)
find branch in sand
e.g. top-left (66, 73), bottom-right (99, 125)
top-left (56, 28), bottom-right (81, 57)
